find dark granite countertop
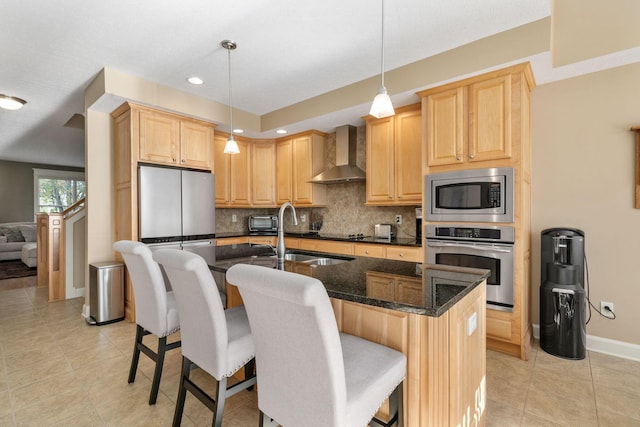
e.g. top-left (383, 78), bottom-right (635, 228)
top-left (215, 231), bottom-right (421, 247)
top-left (194, 243), bottom-right (488, 317)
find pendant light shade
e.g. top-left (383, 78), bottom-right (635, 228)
top-left (369, 0), bottom-right (394, 119)
top-left (0, 94), bottom-right (26, 111)
top-left (222, 40), bottom-right (240, 154)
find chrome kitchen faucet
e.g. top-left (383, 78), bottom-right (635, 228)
top-left (276, 202), bottom-right (298, 265)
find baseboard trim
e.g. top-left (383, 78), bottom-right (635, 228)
top-left (532, 324), bottom-right (640, 362)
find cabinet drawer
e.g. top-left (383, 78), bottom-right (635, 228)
top-left (385, 246), bottom-right (421, 262)
top-left (248, 236), bottom-right (276, 246)
top-left (216, 237), bottom-right (249, 246)
top-left (298, 239), bottom-right (354, 255)
top-left (355, 244), bottom-right (386, 259)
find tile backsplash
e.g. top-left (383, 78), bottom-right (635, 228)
top-left (215, 125), bottom-right (421, 240)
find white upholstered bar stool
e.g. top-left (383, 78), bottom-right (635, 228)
top-left (226, 264), bottom-right (406, 427)
top-left (112, 240), bottom-right (181, 405)
top-left (153, 249), bottom-right (256, 427)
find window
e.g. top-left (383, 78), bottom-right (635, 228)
top-left (33, 168), bottom-right (85, 214)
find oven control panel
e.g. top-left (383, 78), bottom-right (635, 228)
top-left (426, 224), bottom-right (515, 243)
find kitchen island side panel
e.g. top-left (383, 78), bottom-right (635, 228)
top-left (331, 281), bottom-right (486, 427)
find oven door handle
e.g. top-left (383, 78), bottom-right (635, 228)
top-left (426, 241), bottom-right (513, 253)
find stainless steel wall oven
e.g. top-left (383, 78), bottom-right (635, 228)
top-left (425, 224), bottom-right (515, 312)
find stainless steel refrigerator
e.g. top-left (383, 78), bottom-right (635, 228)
top-left (138, 165), bottom-right (216, 250)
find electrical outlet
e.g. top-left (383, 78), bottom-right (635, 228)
top-left (395, 215), bottom-right (402, 225)
top-left (300, 214), bottom-right (307, 223)
top-left (601, 301), bottom-right (615, 318)
top-left (231, 214), bottom-right (237, 223)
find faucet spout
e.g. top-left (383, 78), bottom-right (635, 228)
top-left (277, 202), bottom-right (298, 263)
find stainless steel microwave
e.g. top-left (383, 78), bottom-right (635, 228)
top-left (425, 167), bottom-right (514, 223)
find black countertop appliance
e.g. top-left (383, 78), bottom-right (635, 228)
top-left (540, 228), bottom-right (586, 359)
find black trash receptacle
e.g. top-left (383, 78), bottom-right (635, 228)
top-left (89, 261), bottom-right (125, 325)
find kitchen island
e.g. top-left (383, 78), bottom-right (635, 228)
top-left (203, 244), bottom-right (487, 427)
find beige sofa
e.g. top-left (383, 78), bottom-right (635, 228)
top-left (0, 222), bottom-right (37, 267)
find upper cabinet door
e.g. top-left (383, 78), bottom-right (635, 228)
top-left (276, 139), bottom-right (293, 205)
top-left (468, 74), bottom-right (512, 162)
top-left (251, 141), bottom-right (277, 206)
top-left (424, 87), bottom-right (466, 167)
top-left (229, 139), bottom-right (251, 206)
top-left (138, 109), bottom-right (179, 165)
top-left (292, 135), bottom-right (313, 204)
top-left (180, 120), bottom-right (213, 169)
top-left (394, 109), bottom-right (422, 202)
top-left (366, 116), bottom-right (395, 203)
top-left (214, 135), bottom-right (231, 205)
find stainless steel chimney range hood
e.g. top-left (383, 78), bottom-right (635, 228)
top-left (309, 125), bottom-right (365, 184)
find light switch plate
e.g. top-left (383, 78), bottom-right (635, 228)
top-left (468, 311), bottom-right (477, 336)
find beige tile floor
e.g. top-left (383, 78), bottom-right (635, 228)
top-left (1, 276), bottom-right (639, 426)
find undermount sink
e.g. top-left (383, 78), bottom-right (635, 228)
top-left (306, 257), bottom-right (349, 266)
top-left (282, 253), bottom-right (319, 262)
top-left (268, 251), bottom-right (353, 266)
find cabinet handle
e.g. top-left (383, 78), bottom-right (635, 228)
top-left (469, 154), bottom-right (475, 159)
top-left (456, 156), bottom-right (462, 161)
top-left (365, 250), bottom-right (370, 254)
top-left (399, 253), bottom-right (404, 257)
top-left (181, 159), bottom-right (185, 163)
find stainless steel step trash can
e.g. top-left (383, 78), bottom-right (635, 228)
top-left (89, 261), bottom-right (125, 325)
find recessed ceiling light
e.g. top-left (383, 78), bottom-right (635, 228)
top-left (0, 94), bottom-right (26, 110)
top-left (233, 128), bottom-right (244, 134)
top-left (187, 76), bottom-right (204, 85)
top-left (276, 129), bottom-right (287, 134)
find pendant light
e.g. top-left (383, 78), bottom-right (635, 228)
top-left (0, 94), bottom-right (27, 110)
top-left (369, 0), bottom-right (395, 119)
top-left (222, 39), bottom-right (240, 154)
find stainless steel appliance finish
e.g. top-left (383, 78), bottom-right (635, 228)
top-left (89, 261), bottom-right (125, 325)
top-left (309, 125), bottom-right (365, 184)
top-left (425, 167), bottom-right (514, 223)
top-left (425, 224), bottom-right (515, 311)
top-left (138, 165), bottom-right (215, 244)
top-left (248, 215), bottom-right (278, 234)
top-left (374, 223), bottom-right (396, 240)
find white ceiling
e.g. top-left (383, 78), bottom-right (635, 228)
top-left (0, 0), bottom-right (555, 167)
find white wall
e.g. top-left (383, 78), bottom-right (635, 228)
top-left (531, 61), bottom-right (640, 345)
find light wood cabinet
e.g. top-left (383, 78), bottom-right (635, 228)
top-left (354, 243), bottom-right (386, 259)
top-left (385, 246), bottom-right (422, 263)
top-left (354, 242), bottom-right (422, 262)
top-left (365, 104), bottom-right (422, 205)
top-left (214, 134), bottom-right (251, 207)
top-left (215, 134), bottom-right (277, 208)
top-left (276, 131), bottom-right (327, 207)
top-left (138, 107), bottom-right (213, 169)
top-left (215, 236), bottom-right (249, 246)
top-left (251, 140), bottom-right (277, 206)
top-left (366, 272), bottom-right (423, 306)
top-left (248, 235), bottom-right (276, 246)
top-left (112, 102), bottom-right (216, 321)
top-left (333, 282), bottom-right (486, 426)
top-left (419, 62), bottom-right (535, 360)
top-left (297, 239), bottom-right (354, 256)
top-left (421, 70), bottom-right (516, 168)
